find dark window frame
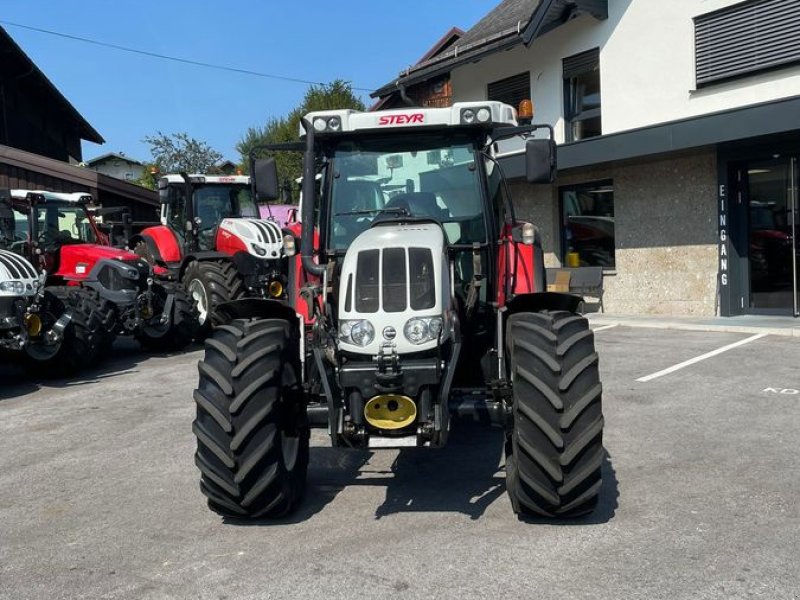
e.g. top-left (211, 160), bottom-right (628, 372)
top-left (695, 0), bottom-right (800, 88)
top-left (563, 48), bottom-right (602, 143)
top-left (558, 179), bottom-right (616, 270)
top-left (487, 72), bottom-right (531, 111)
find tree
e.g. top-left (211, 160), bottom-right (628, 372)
top-left (142, 132), bottom-right (223, 174)
top-left (132, 162), bottom-right (160, 190)
top-left (237, 80), bottom-right (366, 197)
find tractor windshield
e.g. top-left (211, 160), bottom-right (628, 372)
top-left (33, 202), bottom-right (97, 246)
top-left (327, 134), bottom-right (485, 250)
top-left (194, 185), bottom-right (257, 226)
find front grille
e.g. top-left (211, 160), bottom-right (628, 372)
top-left (355, 250), bottom-right (379, 313)
top-left (409, 248), bottom-right (434, 310)
top-left (382, 248), bottom-right (406, 313)
top-left (0, 249), bottom-right (37, 279)
top-left (354, 247), bottom-right (435, 313)
top-left (97, 264), bottom-right (137, 291)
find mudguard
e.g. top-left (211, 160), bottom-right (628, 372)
top-left (178, 251), bottom-right (232, 278)
top-left (136, 225), bottom-right (182, 263)
top-left (214, 298), bottom-right (299, 326)
top-left (505, 291), bottom-right (583, 316)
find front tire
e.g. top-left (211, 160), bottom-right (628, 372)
top-left (505, 310), bottom-right (603, 518)
top-left (193, 318), bottom-right (308, 518)
top-left (182, 260), bottom-right (244, 336)
top-left (136, 283), bottom-right (199, 351)
top-left (24, 287), bottom-right (106, 376)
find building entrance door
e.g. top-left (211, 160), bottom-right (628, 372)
top-left (745, 158), bottom-right (799, 315)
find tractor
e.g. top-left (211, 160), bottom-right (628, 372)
top-left (7, 189), bottom-right (196, 354)
top-left (192, 101), bottom-right (604, 519)
top-left (1, 191), bottom-right (107, 373)
top-left (128, 174), bottom-right (291, 334)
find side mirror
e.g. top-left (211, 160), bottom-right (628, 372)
top-left (253, 158), bottom-right (279, 201)
top-left (525, 138), bottom-right (557, 184)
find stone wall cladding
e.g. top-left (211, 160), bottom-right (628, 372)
top-left (506, 149), bottom-right (719, 316)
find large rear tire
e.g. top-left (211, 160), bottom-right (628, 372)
top-left (182, 260), bottom-right (244, 336)
top-left (505, 310), bottom-right (603, 518)
top-left (193, 318), bottom-right (308, 518)
top-left (24, 286), bottom-right (106, 376)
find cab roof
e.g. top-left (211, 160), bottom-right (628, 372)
top-left (302, 101), bottom-right (518, 137)
top-left (159, 174), bottom-right (250, 185)
top-left (10, 189), bottom-right (93, 204)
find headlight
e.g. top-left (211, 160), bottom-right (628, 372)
top-left (0, 280), bottom-right (25, 294)
top-left (461, 106), bottom-right (491, 125)
top-left (327, 116), bottom-right (342, 131)
top-left (403, 316), bottom-right (443, 345)
top-left (339, 319), bottom-right (375, 347)
top-left (282, 235), bottom-right (296, 257)
top-left (251, 243), bottom-right (267, 257)
top-left (313, 118), bottom-right (327, 132)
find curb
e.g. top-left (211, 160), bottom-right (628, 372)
top-left (586, 315), bottom-right (800, 338)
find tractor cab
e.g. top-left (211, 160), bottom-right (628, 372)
top-left (158, 175), bottom-right (257, 252)
top-left (7, 190), bottom-right (106, 273)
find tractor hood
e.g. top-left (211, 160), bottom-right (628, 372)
top-left (0, 249), bottom-right (38, 297)
top-left (55, 244), bottom-right (141, 279)
top-left (337, 222), bottom-right (450, 356)
top-left (216, 218), bottom-right (285, 259)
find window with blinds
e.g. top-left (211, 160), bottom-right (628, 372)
top-left (563, 48), bottom-right (601, 142)
top-left (487, 72), bottom-right (531, 110)
top-left (695, 0), bottom-right (800, 87)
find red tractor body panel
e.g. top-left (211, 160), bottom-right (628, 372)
top-left (140, 225), bottom-right (183, 263)
top-left (285, 222), bottom-right (319, 322)
top-left (55, 244), bottom-right (139, 281)
top-left (496, 225), bottom-right (539, 306)
top-left (215, 225), bottom-right (249, 255)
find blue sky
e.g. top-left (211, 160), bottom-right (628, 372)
top-left (2, 1), bottom-right (498, 164)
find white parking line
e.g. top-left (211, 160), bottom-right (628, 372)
top-left (592, 324), bottom-right (618, 332)
top-left (636, 333), bottom-right (769, 383)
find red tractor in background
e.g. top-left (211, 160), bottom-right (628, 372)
top-left (7, 190), bottom-right (197, 360)
top-left (128, 174), bottom-right (293, 333)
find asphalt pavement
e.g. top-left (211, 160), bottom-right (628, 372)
top-left (1, 326), bottom-right (798, 600)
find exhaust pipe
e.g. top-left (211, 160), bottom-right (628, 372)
top-left (300, 118), bottom-right (326, 277)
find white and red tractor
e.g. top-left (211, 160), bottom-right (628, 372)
top-left (129, 174), bottom-right (293, 333)
top-left (192, 101), bottom-right (605, 520)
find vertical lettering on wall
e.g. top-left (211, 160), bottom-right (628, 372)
top-left (719, 183), bottom-right (728, 287)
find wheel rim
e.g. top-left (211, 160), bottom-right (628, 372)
top-left (188, 279), bottom-right (209, 324)
top-left (24, 340), bottom-right (61, 362)
top-left (281, 432), bottom-right (299, 472)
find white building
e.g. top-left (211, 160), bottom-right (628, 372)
top-left (374, 0), bottom-right (800, 318)
top-left (84, 152), bottom-right (146, 182)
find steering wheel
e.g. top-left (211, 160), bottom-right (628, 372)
top-left (36, 228), bottom-right (61, 249)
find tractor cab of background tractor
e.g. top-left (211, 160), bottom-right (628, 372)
top-left (8, 189), bottom-right (197, 356)
top-left (156, 174), bottom-right (259, 253)
top-left (130, 173), bottom-right (294, 334)
top-left (6, 190), bottom-right (104, 272)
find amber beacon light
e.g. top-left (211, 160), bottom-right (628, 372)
top-left (518, 99), bottom-right (534, 124)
